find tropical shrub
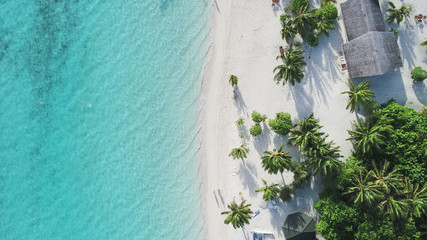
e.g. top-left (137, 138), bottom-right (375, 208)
top-left (236, 117), bottom-right (245, 125)
top-left (250, 124), bottom-right (262, 136)
top-left (315, 197), bottom-right (361, 239)
top-left (268, 112), bottom-right (292, 135)
top-left (320, 4), bottom-right (338, 20)
top-left (251, 110), bottom-right (266, 124)
top-left (411, 67), bottom-right (427, 81)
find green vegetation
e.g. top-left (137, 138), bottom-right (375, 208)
top-left (411, 67), bottom-right (427, 82)
top-left (229, 144), bottom-right (250, 160)
top-left (268, 112), bottom-right (292, 135)
top-left (341, 79), bottom-right (376, 113)
top-left (236, 117), bottom-right (245, 126)
top-left (255, 178), bottom-right (280, 201)
top-left (251, 110), bottom-right (267, 124)
top-left (315, 102), bottom-right (427, 239)
top-left (321, 0), bottom-right (336, 7)
top-left (421, 39), bottom-right (427, 46)
top-left (274, 44), bottom-right (306, 86)
top-left (261, 144), bottom-right (292, 183)
top-left (221, 199), bottom-right (253, 229)
top-left (250, 124), bottom-right (262, 136)
top-left (229, 75), bottom-right (238, 87)
top-left (280, 0), bottom-right (338, 45)
top-left (386, 1), bottom-right (412, 24)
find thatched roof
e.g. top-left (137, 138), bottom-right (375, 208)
top-left (341, 0), bottom-right (385, 41)
top-left (343, 32), bottom-right (402, 78)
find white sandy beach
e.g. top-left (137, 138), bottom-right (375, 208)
top-left (200, 0), bottom-right (426, 239)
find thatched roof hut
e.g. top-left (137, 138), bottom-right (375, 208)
top-left (341, 0), bottom-right (385, 41)
top-left (341, 0), bottom-right (402, 78)
top-left (343, 32), bottom-right (402, 78)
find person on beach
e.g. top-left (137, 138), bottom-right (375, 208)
top-left (279, 46), bottom-right (285, 56)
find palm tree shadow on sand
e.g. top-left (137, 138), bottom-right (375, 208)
top-left (233, 87), bottom-right (248, 115)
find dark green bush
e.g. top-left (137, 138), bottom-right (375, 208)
top-left (250, 124), bottom-right (262, 136)
top-left (411, 66), bottom-right (427, 81)
top-left (321, 4), bottom-right (338, 20)
top-left (268, 112), bottom-right (292, 135)
top-left (251, 110), bottom-right (266, 124)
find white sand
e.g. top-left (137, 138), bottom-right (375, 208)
top-left (199, 0), bottom-right (426, 239)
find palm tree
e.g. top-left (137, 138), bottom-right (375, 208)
top-left (369, 161), bottom-right (402, 193)
top-left (321, 0), bottom-right (336, 7)
top-left (255, 178), bottom-right (280, 201)
top-left (347, 119), bottom-right (389, 156)
top-left (281, 21), bottom-right (297, 42)
top-left (379, 193), bottom-right (409, 221)
top-left (288, 113), bottom-right (325, 151)
top-left (274, 44), bottom-right (306, 86)
top-left (341, 79), bottom-right (376, 113)
top-left (344, 168), bottom-right (382, 206)
top-left (421, 39), bottom-right (427, 46)
top-left (386, 2), bottom-right (412, 24)
top-left (404, 179), bottom-right (427, 218)
top-left (229, 75), bottom-right (238, 87)
top-left (221, 199), bottom-right (253, 229)
top-left (229, 144), bottom-right (250, 160)
top-left (291, 5), bottom-right (317, 38)
top-left (261, 144), bottom-right (292, 183)
top-left (316, 18), bottom-right (334, 37)
top-left (305, 139), bottom-right (343, 177)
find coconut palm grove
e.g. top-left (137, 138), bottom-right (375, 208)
top-left (221, 0), bottom-right (427, 239)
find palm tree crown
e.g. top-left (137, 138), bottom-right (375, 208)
top-left (229, 144), bottom-right (250, 160)
top-left (347, 119), bottom-right (391, 156)
top-left (274, 44), bottom-right (306, 86)
top-left (221, 199), bottom-right (253, 229)
top-left (344, 168), bottom-right (382, 206)
top-left (288, 113), bottom-right (325, 151)
top-left (386, 2), bottom-right (412, 24)
top-left (229, 75), bottom-right (238, 87)
top-left (255, 178), bottom-right (280, 201)
top-left (261, 144), bottom-right (292, 183)
top-left (341, 79), bottom-right (376, 113)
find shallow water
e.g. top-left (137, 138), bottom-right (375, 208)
top-left (0, 0), bottom-right (210, 239)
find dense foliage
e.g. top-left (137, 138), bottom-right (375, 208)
top-left (251, 110), bottom-right (267, 124)
top-left (268, 112), bottom-right (293, 135)
top-left (280, 1), bottom-right (338, 45)
top-left (411, 66), bottom-right (427, 81)
top-left (250, 124), bottom-right (262, 136)
top-left (316, 102), bottom-right (427, 239)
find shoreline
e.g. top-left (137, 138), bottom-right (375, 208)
top-left (198, 0), bottom-right (426, 239)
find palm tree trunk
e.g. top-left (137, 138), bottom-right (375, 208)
top-left (280, 172), bottom-right (286, 185)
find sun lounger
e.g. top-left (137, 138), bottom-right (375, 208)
top-left (253, 210), bottom-right (260, 218)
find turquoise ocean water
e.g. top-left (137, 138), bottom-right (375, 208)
top-left (0, 0), bottom-right (210, 239)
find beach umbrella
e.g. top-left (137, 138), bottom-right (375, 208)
top-left (282, 212), bottom-right (316, 240)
